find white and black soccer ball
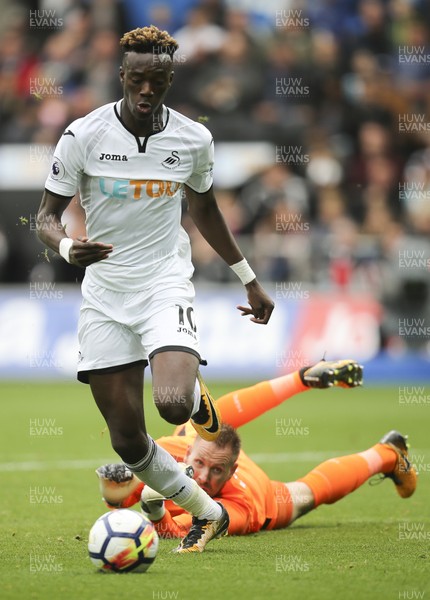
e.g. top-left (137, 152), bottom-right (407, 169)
top-left (88, 509), bottom-right (159, 573)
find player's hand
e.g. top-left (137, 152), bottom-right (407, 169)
top-left (96, 464), bottom-right (143, 508)
top-left (237, 279), bottom-right (275, 324)
top-left (69, 236), bottom-right (113, 267)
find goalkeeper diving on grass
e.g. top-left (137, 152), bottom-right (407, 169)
top-left (96, 359), bottom-right (417, 551)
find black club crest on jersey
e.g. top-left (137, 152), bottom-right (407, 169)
top-left (162, 151), bottom-right (181, 169)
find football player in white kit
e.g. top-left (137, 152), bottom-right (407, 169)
top-left (36, 25), bottom-right (274, 553)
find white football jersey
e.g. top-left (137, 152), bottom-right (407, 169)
top-left (45, 101), bottom-right (214, 291)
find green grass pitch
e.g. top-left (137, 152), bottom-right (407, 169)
top-left (0, 380), bottom-right (429, 600)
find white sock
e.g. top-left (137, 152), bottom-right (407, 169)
top-left (190, 378), bottom-right (201, 417)
top-left (124, 435), bottom-right (221, 520)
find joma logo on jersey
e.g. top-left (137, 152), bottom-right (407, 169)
top-left (99, 153), bottom-right (128, 161)
top-left (99, 178), bottom-right (181, 200)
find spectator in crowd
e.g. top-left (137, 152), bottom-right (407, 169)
top-left (1, 0), bottom-right (430, 355)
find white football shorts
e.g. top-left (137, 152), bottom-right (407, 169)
top-left (77, 278), bottom-right (201, 383)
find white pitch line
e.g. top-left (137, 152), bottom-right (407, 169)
top-left (0, 458), bottom-right (114, 472)
top-left (0, 453), bottom-right (334, 472)
top-left (1, 450), bottom-right (428, 472)
top-left (250, 451), bottom-right (342, 463)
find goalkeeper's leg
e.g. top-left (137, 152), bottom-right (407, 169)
top-left (207, 359), bottom-right (363, 430)
top-left (269, 430), bottom-right (416, 529)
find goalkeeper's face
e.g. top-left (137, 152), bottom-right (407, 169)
top-left (185, 439), bottom-right (238, 497)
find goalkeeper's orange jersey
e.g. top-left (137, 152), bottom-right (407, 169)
top-left (155, 425), bottom-right (280, 537)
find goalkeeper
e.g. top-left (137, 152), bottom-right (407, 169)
top-left (97, 359), bottom-right (417, 550)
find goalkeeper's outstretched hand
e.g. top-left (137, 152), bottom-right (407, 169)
top-left (96, 463), bottom-right (143, 509)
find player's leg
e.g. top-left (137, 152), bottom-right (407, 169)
top-left (132, 294), bottom-right (228, 552)
top-left (79, 285), bottom-right (228, 552)
top-left (148, 349), bottom-right (230, 550)
top-left (143, 285), bottom-right (221, 442)
top-left (78, 285), bottom-right (152, 464)
top-left (90, 363), bottom-right (228, 548)
top-left (151, 349), bottom-right (221, 440)
top-left (297, 430), bottom-right (417, 507)
top-left (266, 481), bottom-right (314, 531)
top-left (269, 430), bottom-right (417, 530)
top-left (150, 349), bottom-right (198, 423)
top-left (214, 359), bottom-right (363, 429)
top-left (89, 365), bottom-right (147, 464)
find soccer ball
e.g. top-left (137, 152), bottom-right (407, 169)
top-left (88, 509), bottom-right (159, 573)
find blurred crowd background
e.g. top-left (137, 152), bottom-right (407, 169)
top-left (0, 0), bottom-right (430, 353)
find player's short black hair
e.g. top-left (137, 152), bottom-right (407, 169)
top-left (120, 25), bottom-right (178, 57)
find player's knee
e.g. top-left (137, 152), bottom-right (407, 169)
top-left (157, 401), bottom-right (191, 425)
top-left (154, 392), bottom-right (192, 425)
top-left (153, 382), bottom-right (195, 425)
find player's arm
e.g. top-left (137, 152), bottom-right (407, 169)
top-left (214, 497), bottom-right (251, 535)
top-left (185, 184), bottom-right (274, 324)
top-left (36, 190), bottom-right (113, 267)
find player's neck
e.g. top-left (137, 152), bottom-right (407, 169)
top-left (120, 103), bottom-right (164, 137)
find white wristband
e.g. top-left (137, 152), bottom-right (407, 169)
top-left (229, 258), bottom-right (256, 285)
top-left (59, 238), bottom-right (73, 263)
